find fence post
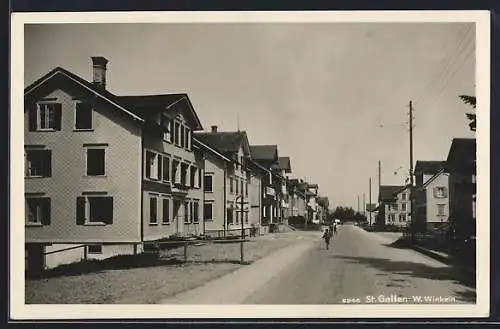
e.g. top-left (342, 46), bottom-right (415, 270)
top-left (183, 241), bottom-right (188, 262)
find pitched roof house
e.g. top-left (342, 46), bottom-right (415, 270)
top-left (24, 57), bottom-right (205, 273)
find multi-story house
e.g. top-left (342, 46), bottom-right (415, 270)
top-left (377, 185), bottom-right (411, 227)
top-left (317, 196), bottom-right (330, 224)
top-left (306, 183), bottom-right (319, 224)
top-left (278, 157), bottom-right (292, 223)
top-left (249, 145), bottom-right (284, 227)
top-left (288, 178), bottom-right (307, 218)
top-left (193, 127), bottom-right (254, 236)
top-left (414, 161), bottom-right (449, 232)
top-left (24, 57), bottom-right (205, 274)
top-left (445, 138), bottom-right (476, 248)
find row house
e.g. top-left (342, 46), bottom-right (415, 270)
top-left (414, 161), bottom-right (449, 232)
top-left (249, 145), bottom-right (285, 226)
top-left (24, 57), bottom-right (205, 273)
top-left (306, 183), bottom-right (319, 224)
top-left (193, 127), bottom-right (254, 236)
top-left (316, 196), bottom-right (330, 224)
top-left (445, 138), bottom-right (476, 243)
top-left (278, 157), bottom-right (292, 223)
top-left (377, 185), bottom-right (412, 227)
top-left (287, 179), bottom-right (307, 218)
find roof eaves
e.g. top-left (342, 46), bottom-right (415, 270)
top-left (422, 168), bottom-right (448, 188)
top-left (193, 137), bottom-right (231, 162)
top-left (25, 68), bottom-right (145, 123)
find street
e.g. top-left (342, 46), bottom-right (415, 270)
top-left (242, 224), bottom-right (476, 304)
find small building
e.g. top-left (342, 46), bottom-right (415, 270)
top-left (377, 185), bottom-right (412, 228)
top-left (278, 156), bottom-right (292, 223)
top-left (194, 126), bottom-right (253, 237)
top-left (414, 160), bottom-right (449, 232)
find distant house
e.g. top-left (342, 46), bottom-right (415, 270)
top-left (306, 183), bottom-right (319, 224)
top-left (288, 178), bottom-right (307, 218)
top-left (446, 138), bottom-right (476, 243)
top-left (24, 57), bottom-right (205, 274)
top-left (194, 126), bottom-right (253, 236)
top-left (250, 145), bottom-right (284, 226)
top-left (414, 161), bottom-right (449, 232)
top-left (316, 196), bottom-right (330, 224)
top-left (278, 156), bottom-right (292, 222)
top-left (377, 185), bottom-right (411, 227)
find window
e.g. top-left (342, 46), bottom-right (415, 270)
top-left (149, 197), bottom-right (158, 224)
top-left (162, 198), bottom-right (170, 224)
top-left (227, 207), bottom-right (234, 225)
top-left (29, 103), bottom-right (62, 131)
top-left (87, 148), bottom-right (105, 176)
top-left (245, 181), bottom-right (249, 196)
top-left (76, 196), bottom-right (113, 225)
top-left (241, 180), bottom-right (244, 196)
top-left (391, 203), bottom-right (398, 211)
top-left (437, 204), bottom-right (446, 216)
top-left (180, 126), bottom-right (185, 148)
top-left (190, 166), bottom-right (197, 187)
top-left (87, 245), bottom-right (102, 254)
top-left (230, 177), bottom-right (234, 194)
top-left (184, 201), bottom-right (190, 224)
top-left (75, 102), bottom-right (93, 130)
top-left (145, 151), bottom-right (160, 180)
top-left (399, 213), bottom-right (406, 222)
top-left (245, 212), bottom-right (248, 223)
top-left (25, 149), bottom-right (51, 177)
top-left (263, 206), bottom-right (267, 217)
top-left (401, 193), bottom-right (407, 201)
top-left (174, 122), bottom-right (181, 146)
top-left (235, 178), bottom-right (239, 195)
top-left (235, 211), bottom-right (239, 225)
top-left (186, 128), bottom-right (191, 150)
top-left (204, 175), bottom-right (213, 192)
top-left (204, 203), bottom-right (213, 221)
top-left (26, 197), bottom-right (51, 225)
top-left (193, 201), bottom-right (199, 223)
top-left (162, 118), bottom-right (173, 143)
top-left (434, 187), bottom-right (448, 198)
top-left (388, 214), bottom-right (395, 222)
top-left (172, 160), bottom-right (180, 184)
top-left (401, 203), bottom-right (407, 212)
top-left (181, 163), bottom-right (189, 186)
top-left (162, 156), bottom-right (170, 182)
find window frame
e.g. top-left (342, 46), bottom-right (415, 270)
top-left (74, 101), bottom-right (94, 131)
top-left (203, 202), bottom-right (213, 221)
top-left (25, 197), bottom-right (51, 226)
top-left (33, 102), bottom-right (62, 131)
top-left (77, 195), bottom-right (114, 226)
top-left (162, 155), bottom-right (171, 182)
top-left (149, 195), bottom-right (159, 225)
top-left (204, 174), bottom-right (214, 193)
top-left (162, 197), bottom-right (171, 224)
top-left (86, 146), bottom-right (106, 177)
top-left (87, 244), bottom-right (103, 254)
top-left (25, 149), bottom-right (51, 178)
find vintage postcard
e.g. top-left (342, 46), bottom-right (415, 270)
top-left (10, 10), bottom-right (490, 320)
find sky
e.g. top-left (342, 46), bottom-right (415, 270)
top-left (24, 21), bottom-right (476, 210)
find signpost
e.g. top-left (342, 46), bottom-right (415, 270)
top-left (235, 192), bottom-right (249, 264)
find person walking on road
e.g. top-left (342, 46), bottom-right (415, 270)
top-left (333, 223), bottom-right (338, 236)
top-left (322, 229), bottom-right (331, 250)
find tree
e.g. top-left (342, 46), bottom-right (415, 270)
top-left (459, 95), bottom-right (476, 132)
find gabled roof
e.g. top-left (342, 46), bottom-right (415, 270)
top-left (423, 168), bottom-right (448, 188)
top-left (250, 145), bottom-right (279, 162)
top-left (24, 67), bottom-right (144, 122)
top-left (278, 157), bottom-right (292, 173)
top-left (118, 94), bottom-right (203, 130)
top-left (192, 137), bottom-right (231, 162)
top-left (379, 185), bottom-right (404, 201)
top-left (414, 160), bottom-right (446, 175)
top-left (194, 131), bottom-right (252, 157)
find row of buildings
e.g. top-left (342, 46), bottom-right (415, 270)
top-left (375, 138), bottom-right (476, 244)
top-left (24, 56), bottom-right (329, 273)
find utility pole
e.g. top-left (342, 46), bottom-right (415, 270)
top-left (378, 160), bottom-right (382, 191)
top-left (363, 193), bottom-right (366, 217)
top-left (369, 178), bottom-right (372, 226)
top-left (357, 195), bottom-right (360, 213)
top-left (409, 100), bottom-right (415, 242)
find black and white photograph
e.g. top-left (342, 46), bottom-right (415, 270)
top-left (10, 10), bottom-right (490, 319)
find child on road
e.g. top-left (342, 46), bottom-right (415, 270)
top-left (322, 229), bottom-right (331, 250)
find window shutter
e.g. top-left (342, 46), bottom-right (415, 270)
top-left (103, 197), bottom-right (114, 224)
top-left (76, 197), bottom-right (86, 225)
top-left (433, 187), bottom-right (438, 198)
top-left (41, 198), bottom-right (51, 225)
top-left (53, 103), bottom-right (62, 131)
top-left (28, 105), bottom-right (37, 131)
top-left (43, 150), bottom-right (52, 177)
top-left (157, 154), bottom-right (162, 180)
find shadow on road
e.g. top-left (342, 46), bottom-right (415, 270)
top-left (334, 255), bottom-right (476, 292)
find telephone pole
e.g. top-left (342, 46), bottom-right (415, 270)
top-left (369, 178), bottom-right (372, 226)
top-left (378, 160), bottom-right (382, 191)
top-left (357, 195), bottom-right (360, 213)
top-left (409, 100), bottom-right (415, 242)
top-left (363, 193), bottom-right (366, 217)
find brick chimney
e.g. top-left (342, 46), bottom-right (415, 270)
top-left (211, 125), bottom-right (218, 133)
top-left (91, 56), bottom-right (109, 88)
